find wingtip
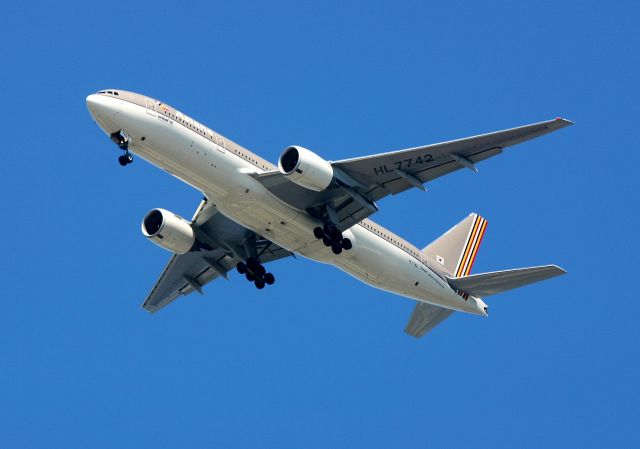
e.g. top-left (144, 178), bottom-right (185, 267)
top-left (553, 117), bottom-right (574, 126)
top-left (550, 264), bottom-right (568, 275)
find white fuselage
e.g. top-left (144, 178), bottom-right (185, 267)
top-left (87, 92), bottom-right (487, 316)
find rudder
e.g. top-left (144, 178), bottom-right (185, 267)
top-left (422, 213), bottom-right (488, 277)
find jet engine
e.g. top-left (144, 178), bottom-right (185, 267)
top-left (278, 146), bottom-right (334, 191)
top-left (141, 208), bottom-right (195, 254)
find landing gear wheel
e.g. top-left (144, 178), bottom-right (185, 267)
top-left (332, 243), bottom-right (343, 255)
top-left (255, 264), bottom-right (266, 276)
top-left (246, 272), bottom-right (255, 282)
top-left (236, 261), bottom-right (247, 274)
top-left (313, 227), bottom-right (324, 239)
top-left (118, 155), bottom-right (128, 166)
top-left (125, 153), bottom-right (133, 163)
top-left (322, 235), bottom-right (332, 247)
top-left (254, 279), bottom-right (265, 289)
top-left (341, 238), bottom-right (352, 250)
top-left (264, 273), bottom-right (275, 285)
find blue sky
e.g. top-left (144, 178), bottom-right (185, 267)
top-left (1, 1), bottom-right (638, 447)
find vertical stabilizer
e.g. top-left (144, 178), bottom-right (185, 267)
top-left (422, 213), bottom-right (488, 277)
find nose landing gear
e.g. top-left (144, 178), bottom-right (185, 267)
top-left (313, 223), bottom-right (352, 255)
top-left (236, 257), bottom-right (275, 289)
top-left (110, 130), bottom-right (133, 166)
top-left (118, 153), bottom-right (134, 166)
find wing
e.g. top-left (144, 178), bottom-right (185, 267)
top-left (404, 302), bottom-right (455, 338)
top-left (142, 199), bottom-right (292, 313)
top-left (254, 118), bottom-right (572, 231)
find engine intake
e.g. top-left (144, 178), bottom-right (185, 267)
top-left (141, 208), bottom-right (195, 254)
top-left (278, 146), bottom-right (334, 191)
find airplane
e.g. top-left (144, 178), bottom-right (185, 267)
top-left (86, 89), bottom-right (571, 338)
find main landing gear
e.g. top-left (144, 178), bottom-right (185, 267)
top-left (313, 223), bottom-right (352, 255)
top-left (236, 257), bottom-right (275, 289)
top-left (110, 130), bottom-right (133, 166)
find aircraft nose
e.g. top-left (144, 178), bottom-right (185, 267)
top-left (86, 94), bottom-right (108, 118)
top-left (86, 93), bottom-right (121, 133)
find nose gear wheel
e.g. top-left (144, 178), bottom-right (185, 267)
top-left (111, 130), bottom-right (133, 166)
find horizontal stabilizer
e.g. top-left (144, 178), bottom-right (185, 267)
top-left (447, 265), bottom-right (566, 297)
top-left (405, 302), bottom-right (455, 338)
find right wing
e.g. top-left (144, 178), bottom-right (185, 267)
top-left (142, 199), bottom-right (292, 313)
top-left (404, 302), bottom-right (455, 338)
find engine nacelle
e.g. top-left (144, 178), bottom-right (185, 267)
top-left (141, 208), bottom-right (195, 254)
top-left (278, 145), bottom-right (334, 191)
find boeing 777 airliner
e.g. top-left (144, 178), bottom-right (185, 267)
top-left (86, 89), bottom-right (570, 337)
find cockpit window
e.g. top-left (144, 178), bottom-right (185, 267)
top-left (113, 91), bottom-right (119, 96)
top-left (98, 90), bottom-right (106, 93)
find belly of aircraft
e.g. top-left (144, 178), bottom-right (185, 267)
top-left (120, 100), bottom-right (479, 314)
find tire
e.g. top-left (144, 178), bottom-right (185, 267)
top-left (341, 238), bottom-right (352, 250)
top-left (236, 261), bottom-right (247, 274)
top-left (313, 227), bottom-right (324, 239)
top-left (322, 236), bottom-right (332, 247)
top-left (255, 264), bottom-right (266, 276)
top-left (126, 153), bottom-right (133, 163)
top-left (118, 155), bottom-right (128, 166)
top-left (246, 272), bottom-right (255, 282)
top-left (332, 244), bottom-right (342, 255)
top-left (255, 279), bottom-right (265, 289)
top-left (264, 273), bottom-right (275, 285)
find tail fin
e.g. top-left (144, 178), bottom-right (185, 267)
top-left (422, 213), bottom-right (488, 277)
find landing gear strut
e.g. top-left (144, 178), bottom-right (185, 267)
top-left (313, 223), bottom-right (352, 255)
top-left (111, 130), bottom-right (133, 166)
top-left (236, 257), bottom-right (275, 289)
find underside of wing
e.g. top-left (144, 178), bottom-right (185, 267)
top-left (404, 302), bottom-right (455, 338)
top-left (253, 171), bottom-right (376, 232)
top-left (334, 118), bottom-right (573, 202)
top-left (252, 119), bottom-right (572, 231)
top-left (142, 199), bottom-right (292, 313)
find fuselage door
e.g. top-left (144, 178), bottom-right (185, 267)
top-left (145, 98), bottom-right (157, 117)
top-left (213, 133), bottom-right (225, 153)
top-left (420, 253), bottom-right (430, 273)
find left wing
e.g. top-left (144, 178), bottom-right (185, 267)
top-left (142, 200), bottom-right (291, 313)
top-left (254, 118), bottom-right (572, 231)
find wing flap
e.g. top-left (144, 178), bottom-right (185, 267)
top-left (446, 265), bottom-right (566, 298)
top-left (404, 302), bottom-right (455, 338)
